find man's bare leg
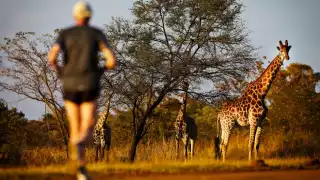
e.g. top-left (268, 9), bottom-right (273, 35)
top-left (64, 100), bottom-right (81, 161)
top-left (78, 100), bottom-right (97, 166)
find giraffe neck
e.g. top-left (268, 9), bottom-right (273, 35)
top-left (182, 88), bottom-right (188, 115)
top-left (97, 109), bottom-right (108, 126)
top-left (257, 54), bottom-right (284, 96)
top-left (176, 85), bottom-right (188, 123)
top-left (96, 94), bottom-right (112, 129)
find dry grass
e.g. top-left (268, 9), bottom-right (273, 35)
top-left (18, 135), bottom-right (317, 166)
top-left (1, 134), bottom-right (318, 178)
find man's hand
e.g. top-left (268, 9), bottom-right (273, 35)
top-left (48, 44), bottom-right (61, 71)
top-left (99, 42), bottom-right (116, 70)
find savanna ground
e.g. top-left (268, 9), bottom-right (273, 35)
top-left (1, 138), bottom-right (320, 179)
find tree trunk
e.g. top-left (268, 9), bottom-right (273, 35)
top-left (127, 91), bottom-right (168, 162)
top-left (128, 134), bottom-right (141, 162)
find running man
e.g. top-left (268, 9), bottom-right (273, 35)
top-left (48, 1), bottom-right (116, 179)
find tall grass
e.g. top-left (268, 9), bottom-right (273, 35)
top-left (20, 132), bottom-right (317, 167)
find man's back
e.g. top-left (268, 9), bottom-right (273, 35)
top-left (57, 25), bottom-right (109, 77)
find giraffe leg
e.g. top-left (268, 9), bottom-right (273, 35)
top-left (214, 136), bottom-right (220, 160)
top-left (184, 142), bottom-right (188, 161)
top-left (95, 145), bottom-right (99, 162)
top-left (248, 124), bottom-right (257, 162)
top-left (176, 138), bottom-right (179, 159)
top-left (101, 145), bottom-right (105, 161)
top-left (106, 148), bottom-right (110, 162)
top-left (220, 130), bottom-right (231, 162)
top-left (254, 126), bottom-right (262, 160)
top-left (100, 140), bottom-right (105, 161)
top-left (190, 139), bottom-right (195, 159)
top-left (182, 136), bottom-right (188, 161)
top-left (106, 142), bottom-right (110, 162)
top-left (106, 132), bottom-right (111, 162)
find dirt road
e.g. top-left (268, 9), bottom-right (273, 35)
top-left (108, 170), bottom-right (319, 180)
top-left (2, 169), bottom-right (320, 180)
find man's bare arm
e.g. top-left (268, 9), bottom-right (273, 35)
top-left (99, 42), bottom-right (116, 70)
top-left (48, 44), bottom-right (61, 71)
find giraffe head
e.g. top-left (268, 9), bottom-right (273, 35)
top-left (276, 40), bottom-right (292, 60)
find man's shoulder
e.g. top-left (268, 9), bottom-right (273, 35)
top-left (57, 26), bottom-right (77, 35)
top-left (59, 25), bottom-right (104, 33)
top-left (89, 26), bottom-right (105, 35)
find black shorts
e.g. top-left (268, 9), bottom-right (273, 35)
top-left (63, 89), bottom-right (100, 105)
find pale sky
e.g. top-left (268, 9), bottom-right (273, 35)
top-left (1, 0), bottom-right (319, 119)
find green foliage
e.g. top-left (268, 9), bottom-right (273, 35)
top-left (265, 63), bottom-right (320, 156)
top-left (193, 104), bottom-right (219, 140)
top-left (0, 99), bottom-right (27, 152)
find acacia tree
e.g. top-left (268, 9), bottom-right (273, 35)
top-left (0, 31), bottom-right (69, 155)
top-left (103, 0), bottom-right (257, 161)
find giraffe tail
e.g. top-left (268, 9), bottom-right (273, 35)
top-left (214, 114), bottom-right (221, 160)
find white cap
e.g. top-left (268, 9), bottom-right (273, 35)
top-left (72, 1), bottom-right (92, 19)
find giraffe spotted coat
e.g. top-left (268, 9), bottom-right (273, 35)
top-left (215, 40), bottom-right (292, 162)
top-left (93, 93), bottom-right (112, 162)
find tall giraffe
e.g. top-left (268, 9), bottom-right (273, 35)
top-left (93, 93), bottom-right (113, 162)
top-left (175, 81), bottom-right (198, 160)
top-left (215, 40), bottom-right (292, 162)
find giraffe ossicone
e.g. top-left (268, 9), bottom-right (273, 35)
top-left (214, 40), bottom-right (292, 162)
